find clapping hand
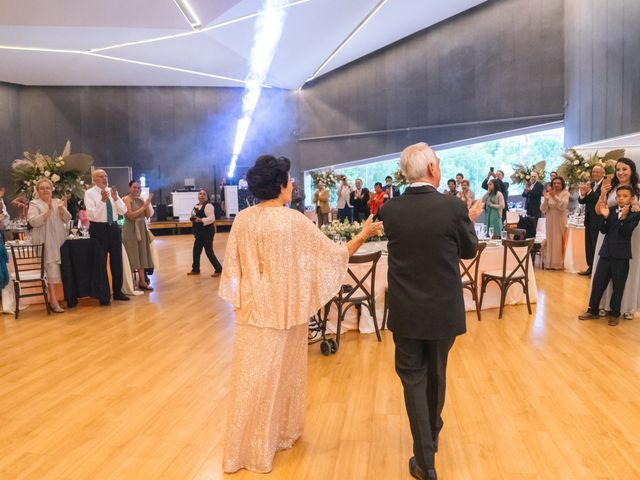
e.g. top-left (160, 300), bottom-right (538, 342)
top-left (101, 189), bottom-right (109, 202)
top-left (110, 186), bottom-right (119, 200)
top-left (361, 214), bottom-right (383, 239)
top-left (144, 192), bottom-right (154, 206)
top-left (619, 205), bottom-right (630, 220)
top-left (468, 200), bottom-right (484, 222)
top-left (579, 183), bottom-right (591, 197)
top-left (597, 201), bottom-right (609, 218)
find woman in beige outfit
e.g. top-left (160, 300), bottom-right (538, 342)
top-left (27, 178), bottom-right (72, 313)
top-left (541, 176), bottom-right (570, 269)
top-left (219, 155), bottom-right (382, 474)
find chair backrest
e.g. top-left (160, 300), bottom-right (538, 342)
top-left (10, 244), bottom-right (45, 282)
top-left (507, 228), bottom-right (527, 240)
top-left (500, 239), bottom-right (534, 281)
top-left (460, 242), bottom-right (487, 286)
top-left (344, 250), bottom-right (382, 302)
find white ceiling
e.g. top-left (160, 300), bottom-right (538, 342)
top-left (0, 0), bottom-right (486, 90)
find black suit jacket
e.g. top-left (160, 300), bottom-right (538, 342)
top-left (350, 188), bottom-right (370, 216)
top-left (522, 182), bottom-right (544, 217)
top-left (384, 185), bottom-right (400, 200)
top-left (578, 182), bottom-right (603, 230)
top-left (378, 186), bottom-right (478, 340)
top-left (599, 210), bottom-right (640, 259)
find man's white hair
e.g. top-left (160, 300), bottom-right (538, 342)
top-left (400, 142), bottom-right (438, 183)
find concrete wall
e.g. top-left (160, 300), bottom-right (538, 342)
top-left (3, 84), bottom-right (299, 202)
top-left (298, 0), bottom-right (565, 170)
top-left (564, 0), bottom-right (640, 146)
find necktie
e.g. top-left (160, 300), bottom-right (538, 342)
top-left (106, 197), bottom-right (113, 225)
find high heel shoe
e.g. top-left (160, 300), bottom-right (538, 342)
top-left (138, 284), bottom-right (154, 291)
top-left (50, 304), bottom-right (65, 313)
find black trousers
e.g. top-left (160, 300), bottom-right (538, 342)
top-left (584, 227), bottom-right (599, 271)
top-left (89, 222), bottom-right (123, 295)
top-left (393, 334), bottom-right (456, 470)
top-left (192, 228), bottom-right (222, 273)
top-left (589, 256), bottom-right (630, 316)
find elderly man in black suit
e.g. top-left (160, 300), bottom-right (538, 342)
top-left (577, 165), bottom-right (605, 276)
top-left (522, 170), bottom-right (544, 220)
top-left (379, 143), bottom-right (483, 480)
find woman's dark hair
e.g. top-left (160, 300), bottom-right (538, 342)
top-left (128, 179), bottom-right (140, 187)
top-left (247, 155), bottom-right (291, 200)
top-left (374, 182), bottom-right (383, 189)
top-left (551, 176), bottom-right (566, 190)
top-left (611, 157), bottom-right (640, 197)
top-left (447, 178), bottom-right (456, 186)
top-left (487, 179), bottom-right (497, 191)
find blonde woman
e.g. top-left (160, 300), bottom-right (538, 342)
top-left (27, 178), bottom-right (72, 313)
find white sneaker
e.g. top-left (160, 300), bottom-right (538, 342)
top-left (599, 309), bottom-right (607, 317)
top-left (623, 312), bottom-right (634, 320)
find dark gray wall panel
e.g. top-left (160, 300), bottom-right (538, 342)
top-left (299, 0), bottom-right (565, 170)
top-left (564, 0), bottom-right (640, 146)
top-left (0, 83), bottom-right (21, 200)
top-left (4, 85), bottom-right (299, 198)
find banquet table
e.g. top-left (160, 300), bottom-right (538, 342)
top-left (324, 240), bottom-right (538, 335)
top-left (563, 224), bottom-right (588, 273)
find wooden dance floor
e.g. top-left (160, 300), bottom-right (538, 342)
top-left (2, 234), bottom-right (640, 479)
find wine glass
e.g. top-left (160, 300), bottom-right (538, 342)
top-left (488, 227), bottom-right (494, 239)
top-left (480, 224), bottom-right (487, 239)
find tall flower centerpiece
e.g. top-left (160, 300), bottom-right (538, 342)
top-left (310, 169), bottom-right (342, 188)
top-left (556, 148), bottom-right (622, 189)
top-left (321, 219), bottom-right (385, 242)
top-left (11, 141), bottom-right (93, 199)
top-left (510, 160), bottom-right (547, 185)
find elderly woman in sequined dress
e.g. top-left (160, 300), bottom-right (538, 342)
top-left (219, 155), bottom-right (382, 474)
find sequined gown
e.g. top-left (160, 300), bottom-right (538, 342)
top-left (219, 205), bottom-right (349, 473)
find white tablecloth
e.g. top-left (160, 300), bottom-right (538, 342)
top-left (564, 225), bottom-right (587, 273)
top-left (325, 241), bottom-right (538, 334)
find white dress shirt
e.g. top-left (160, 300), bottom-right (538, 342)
top-left (0, 198), bottom-right (9, 227)
top-left (84, 185), bottom-right (128, 223)
top-left (337, 185), bottom-right (352, 209)
top-left (192, 203), bottom-right (216, 225)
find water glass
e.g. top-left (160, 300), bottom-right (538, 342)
top-left (501, 230), bottom-right (508, 240)
top-left (488, 227), bottom-right (494, 239)
top-left (340, 236), bottom-right (347, 244)
top-left (334, 235), bottom-right (341, 243)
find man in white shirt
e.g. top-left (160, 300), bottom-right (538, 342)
top-left (84, 169), bottom-right (129, 304)
top-left (238, 174), bottom-right (249, 190)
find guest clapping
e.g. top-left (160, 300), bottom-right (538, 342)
top-left (522, 171), bottom-right (544, 220)
top-left (458, 179), bottom-right (475, 208)
top-left (188, 189), bottom-right (223, 277)
top-left (122, 180), bottom-right (154, 290)
top-left (368, 182), bottom-right (386, 219)
top-left (384, 176), bottom-right (400, 199)
top-left (444, 178), bottom-right (458, 195)
top-left (27, 178), bottom-right (72, 313)
top-left (350, 178), bottom-right (370, 222)
top-left (541, 176), bottom-right (569, 269)
top-left (84, 169), bottom-right (129, 304)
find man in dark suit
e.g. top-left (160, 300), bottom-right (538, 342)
top-left (521, 170), bottom-right (544, 221)
top-left (579, 185), bottom-right (640, 326)
top-left (379, 143), bottom-right (482, 480)
top-left (384, 175), bottom-right (400, 200)
top-left (350, 178), bottom-right (370, 222)
top-left (577, 165), bottom-right (605, 275)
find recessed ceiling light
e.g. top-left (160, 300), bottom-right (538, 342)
top-left (173, 0), bottom-right (202, 29)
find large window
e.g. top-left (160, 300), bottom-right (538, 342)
top-left (304, 127), bottom-right (564, 206)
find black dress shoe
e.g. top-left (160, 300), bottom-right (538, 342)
top-left (113, 293), bottom-right (130, 301)
top-left (578, 311), bottom-right (599, 320)
top-left (608, 315), bottom-right (620, 326)
top-left (99, 300), bottom-right (111, 306)
top-left (578, 270), bottom-right (592, 276)
top-left (409, 457), bottom-right (437, 480)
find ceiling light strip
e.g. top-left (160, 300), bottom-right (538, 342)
top-left (303, 0), bottom-right (388, 85)
top-left (85, 52), bottom-right (272, 87)
top-left (90, 0), bottom-right (310, 53)
top-left (0, 46), bottom-right (271, 88)
top-left (173, 0), bottom-right (202, 29)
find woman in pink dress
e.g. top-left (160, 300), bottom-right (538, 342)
top-left (540, 176), bottom-right (570, 269)
top-left (219, 155), bottom-right (382, 474)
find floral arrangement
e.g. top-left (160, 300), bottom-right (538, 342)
top-left (392, 164), bottom-right (408, 187)
top-left (11, 141), bottom-right (93, 199)
top-left (310, 169), bottom-right (342, 188)
top-left (556, 148), bottom-right (622, 189)
top-left (510, 160), bottom-right (547, 185)
top-left (321, 219), bottom-right (385, 242)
